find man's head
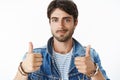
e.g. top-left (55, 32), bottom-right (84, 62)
top-left (47, 0), bottom-right (78, 23)
top-left (47, 0), bottom-right (79, 42)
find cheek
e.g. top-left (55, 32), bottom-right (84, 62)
top-left (50, 26), bottom-right (56, 33)
top-left (50, 23), bottom-right (56, 29)
top-left (69, 26), bottom-right (75, 31)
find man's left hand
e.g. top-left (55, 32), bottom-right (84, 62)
top-left (75, 45), bottom-right (96, 76)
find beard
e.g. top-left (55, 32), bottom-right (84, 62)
top-left (52, 29), bottom-right (75, 42)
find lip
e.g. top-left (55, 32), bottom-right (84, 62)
top-left (56, 30), bottom-right (67, 34)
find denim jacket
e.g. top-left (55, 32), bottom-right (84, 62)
top-left (27, 37), bottom-right (110, 80)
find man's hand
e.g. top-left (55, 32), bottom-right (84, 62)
top-left (22, 42), bottom-right (42, 73)
top-left (75, 45), bottom-right (96, 76)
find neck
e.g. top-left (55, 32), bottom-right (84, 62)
top-left (53, 37), bottom-right (73, 54)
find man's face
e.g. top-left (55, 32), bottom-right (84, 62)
top-left (49, 8), bottom-right (78, 42)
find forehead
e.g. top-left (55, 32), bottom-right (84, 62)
top-left (50, 8), bottom-right (73, 19)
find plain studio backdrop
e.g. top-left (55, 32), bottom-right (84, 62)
top-left (0, 0), bottom-right (120, 80)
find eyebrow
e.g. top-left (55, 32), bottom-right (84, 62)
top-left (63, 17), bottom-right (72, 20)
top-left (50, 16), bottom-right (72, 20)
top-left (50, 17), bottom-right (58, 20)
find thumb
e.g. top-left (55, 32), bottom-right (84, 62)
top-left (28, 42), bottom-right (33, 53)
top-left (85, 45), bottom-right (91, 57)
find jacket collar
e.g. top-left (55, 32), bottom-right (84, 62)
top-left (72, 38), bottom-right (86, 57)
top-left (46, 37), bottom-right (86, 57)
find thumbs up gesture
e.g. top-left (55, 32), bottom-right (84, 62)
top-left (22, 42), bottom-right (42, 73)
top-left (75, 45), bottom-right (96, 76)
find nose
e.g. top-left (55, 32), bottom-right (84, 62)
top-left (58, 19), bottom-right (64, 28)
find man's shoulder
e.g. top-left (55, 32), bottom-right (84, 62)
top-left (33, 45), bottom-right (47, 53)
top-left (83, 46), bottom-right (96, 52)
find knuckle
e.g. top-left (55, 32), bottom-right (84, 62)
top-left (84, 65), bottom-right (87, 70)
top-left (40, 58), bottom-right (43, 61)
top-left (76, 65), bottom-right (80, 69)
top-left (74, 61), bottom-right (77, 65)
top-left (29, 66), bottom-right (35, 71)
top-left (84, 70), bottom-right (87, 74)
top-left (78, 70), bottom-right (81, 73)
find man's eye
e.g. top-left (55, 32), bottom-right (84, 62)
top-left (51, 19), bottom-right (58, 22)
top-left (65, 19), bottom-right (71, 22)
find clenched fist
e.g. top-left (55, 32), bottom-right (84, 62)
top-left (21, 42), bottom-right (42, 73)
top-left (75, 45), bottom-right (96, 77)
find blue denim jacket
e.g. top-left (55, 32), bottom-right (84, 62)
top-left (27, 37), bottom-right (110, 80)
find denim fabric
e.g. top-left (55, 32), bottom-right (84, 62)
top-left (27, 37), bottom-right (110, 80)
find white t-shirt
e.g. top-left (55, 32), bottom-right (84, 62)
top-left (53, 48), bottom-right (73, 80)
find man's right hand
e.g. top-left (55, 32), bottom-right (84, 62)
top-left (22, 42), bottom-right (42, 73)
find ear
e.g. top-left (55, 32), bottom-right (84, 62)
top-left (49, 19), bottom-right (51, 23)
top-left (74, 19), bottom-right (78, 28)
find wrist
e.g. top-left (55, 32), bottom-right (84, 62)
top-left (88, 63), bottom-right (99, 77)
top-left (18, 62), bottom-right (29, 76)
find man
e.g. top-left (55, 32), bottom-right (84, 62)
top-left (14, 0), bottom-right (110, 80)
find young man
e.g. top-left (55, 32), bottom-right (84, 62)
top-left (14, 0), bottom-right (110, 80)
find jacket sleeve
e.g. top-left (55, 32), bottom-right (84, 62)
top-left (90, 48), bottom-right (110, 80)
